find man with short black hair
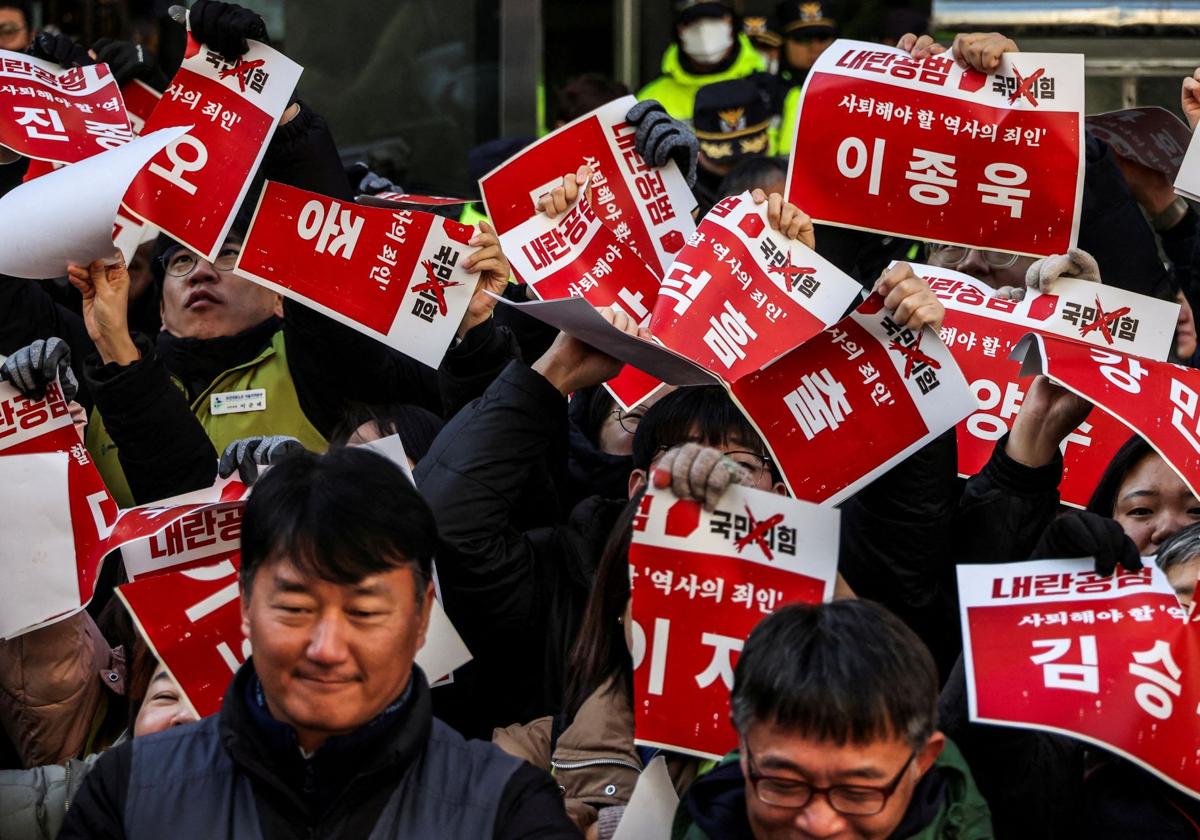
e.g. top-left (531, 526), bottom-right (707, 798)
top-left (58, 447), bottom-right (580, 839)
top-left (675, 600), bottom-right (993, 840)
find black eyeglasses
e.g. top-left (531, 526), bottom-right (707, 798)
top-left (926, 243), bottom-right (1019, 270)
top-left (745, 744), bottom-right (917, 816)
top-left (159, 243), bottom-right (241, 278)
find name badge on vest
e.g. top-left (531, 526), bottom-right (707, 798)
top-left (210, 389), bottom-right (267, 415)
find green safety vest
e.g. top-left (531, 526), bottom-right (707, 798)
top-left (636, 34), bottom-right (766, 124)
top-left (775, 85), bottom-right (802, 155)
top-left (87, 330), bottom-right (327, 507)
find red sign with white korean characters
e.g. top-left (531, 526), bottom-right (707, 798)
top-left (480, 94), bottom-right (696, 277)
top-left (0, 379), bottom-right (118, 637)
top-left (915, 263), bottom-right (1178, 507)
top-left (630, 482), bottom-right (840, 759)
top-left (731, 293), bottom-right (976, 505)
top-left (958, 558), bottom-right (1200, 799)
top-left (1017, 333), bottom-right (1200, 501)
top-left (786, 40), bottom-right (1084, 256)
top-left (121, 33), bottom-right (301, 260)
top-left (651, 192), bottom-right (861, 384)
top-left (236, 181), bottom-right (477, 368)
top-left (0, 49), bottom-right (133, 164)
top-left (121, 78), bottom-right (162, 136)
top-left (118, 557), bottom-right (247, 717)
top-left (1086, 107), bottom-right (1191, 181)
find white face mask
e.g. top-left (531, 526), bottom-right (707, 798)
top-left (679, 19), bottom-right (734, 65)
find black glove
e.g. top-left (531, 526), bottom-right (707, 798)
top-left (28, 32), bottom-right (93, 69)
top-left (1, 337), bottom-right (79, 402)
top-left (218, 435), bottom-right (304, 485)
top-left (90, 38), bottom-right (170, 91)
top-left (1030, 511), bottom-right (1143, 577)
top-left (625, 99), bottom-right (699, 187)
top-left (188, 0), bottom-right (268, 59)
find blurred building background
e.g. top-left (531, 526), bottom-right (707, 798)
top-left (24, 0), bottom-right (1200, 194)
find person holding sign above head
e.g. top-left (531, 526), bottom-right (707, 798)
top-left (637, 0), bottom-right (766, 124)
top-left (58, 446), bottom-right (580, 839)
top-left (674, 600), bottom-right (993, 840)
top-left (0, 2), bottom-right (518, 508)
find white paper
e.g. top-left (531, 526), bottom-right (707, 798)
top-left (0, 125), bottom-right (187, 278)
top-left (490, 292), bottom-right (720, 386)
top-left (0, 452), bottom-right (79, 638)
top-left (362, 432), bottom-right (415, 485)
top-left (611, 756), bottom-right (679, 840)
top-left (417, 599), bottom-right (472, 684)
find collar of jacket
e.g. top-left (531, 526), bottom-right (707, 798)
top-left (217, 658), bottom-right (434, 820)
top-left (157, 316), bottom-right (281, 401)
top-left (662, 33), bottom-right (765, 85)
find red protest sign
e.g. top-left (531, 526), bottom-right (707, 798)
top-left (731, 293), bottom-right (976, 505)
top-left (118, 557), bottom-right (247, 717)
top-left (914, 263), bottom-right (1178, 507)
top-left (1017, 334), bottom-right (1200, 501)
top-left (1086, 107), bottom-right (1190, 181)
top-left (786, 40), bottom-right (1084, 256)
top-left (121, 78), bottom-right (162, 136)
top-left (480, 95), bottom-right (696, 277)
top-left (0, 49), bottom-right (132, 163)
top-left (121, 33), bottom-right (301, 260)
top-left (630, 482), bottom-right (840, 759)
top-left (959, 559), bottom-right (1200, 799)
top-left (237, 181), bottom-right (477, 368)
top-left (501, 185), bottom-right (666, 408)
top-left (650, 192), bottom-right (861, 383)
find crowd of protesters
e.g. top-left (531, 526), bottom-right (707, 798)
top-left (1, 0), bottom-right (1200, 837)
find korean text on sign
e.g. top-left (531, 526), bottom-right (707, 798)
top-left (630, 482), bottom-right (840, 758)
top-left (785, 39), bottom-right (1084, 256)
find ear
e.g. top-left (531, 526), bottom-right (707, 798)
top-left (628, 468), bottom-right (648, 499)
top-left (915, 731), bottom-right (946, 777)
top-left (239, 582), bottom-right (253, 639)
top-left (414, 580), bottom-right (436, 651)
top-left (272, 294), bottom-right (284, 319)
top-left (772, 480), bottom-right (788, 496)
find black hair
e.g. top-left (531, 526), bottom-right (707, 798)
top-left (329, 401), bottom-right (445, 463)
top-left (731, 600), bottom-right (939, 749)
top-left (718, 155), bottom-right (787, 199)
top-left (570, 385), bottom-right (618, 448)
top-left (631, 385), bottom-right (775, 479)
top-left (240, 447), bottom-right (437, 597)
top-left (1086, 434), bottom-right (1155, 518)
top-left (552, 73), bottom-right (630, 126)
top-left (561, 490), bottom-right (643, 720)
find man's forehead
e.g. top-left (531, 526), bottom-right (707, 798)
top-left (261, 556), bottom-right (403, 594)
top-left (749, 722), bottom-right (910, 776)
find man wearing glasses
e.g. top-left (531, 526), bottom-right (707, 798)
top-left (675, 600), bottom-right (993, 840)
top-left (924, 243), bottom-right (1035, 294)
top-left (0, 1), bottom-right (31, 52)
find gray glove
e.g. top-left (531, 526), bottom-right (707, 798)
top-left (1, 337), bottom-right (78, 402)
top-left (218, 435), bottom-right (304, 484)
top-left (626, 99), bottom-right (699, 187)
top-left (358, 169), bottom-right (399, 196)
top-left (652, 442), bottom-right (751, 511)
top-left (1025, 247), bottom-right (1101, 294)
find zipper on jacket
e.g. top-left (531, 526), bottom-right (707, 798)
top-left (551, 757), bottom-right (641, 772)
top-left (63, 761), bottom-right (72, 813)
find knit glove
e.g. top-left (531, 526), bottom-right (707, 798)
top-left (652, 442), bottom-right (752, 511)
top-left (1025, 247), bottom-right (1101, 294)
top-left (626, 99), bottom-right (699, 187)
top-left (218, 435), bottom-right (304, 484)
top-left (28, 32), bottom-right (93, 68)
top-left (1030, 510), bottom-right (1143, 577)
top-left (1, 337), bottom-right (78, 402)
top-left (183, 0), bottom-right (267, 58)
top-left (90, 38), bottom-right (170, 91)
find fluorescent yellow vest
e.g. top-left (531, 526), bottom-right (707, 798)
top-left (636, 34), bottom-right (766, 124)
top-left (775, 85), bottom-right (802, 155)
top-left (86, 330), bottom-right (327, 507)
